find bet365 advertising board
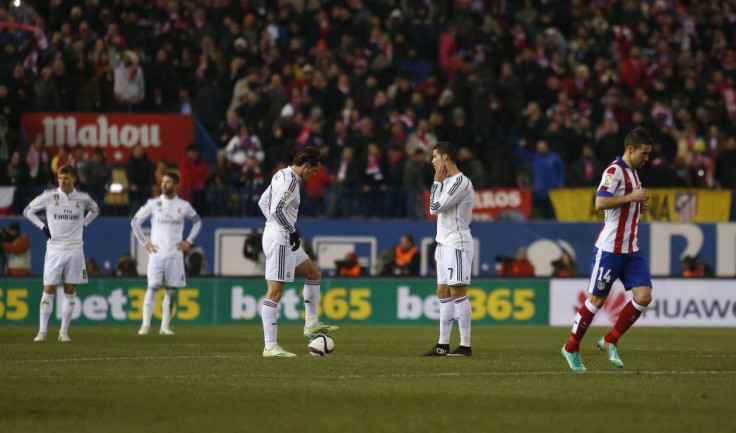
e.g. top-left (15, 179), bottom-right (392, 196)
top-left (3, 278), bottom-right (734, 327)
top-left (0, 278), bottom-right (548, 326)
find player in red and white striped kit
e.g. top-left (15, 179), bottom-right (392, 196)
top-left (561, 127), bottom-right (654, 371)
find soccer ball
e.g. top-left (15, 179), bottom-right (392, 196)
top-left (307, 333), bottom-right (334, 356)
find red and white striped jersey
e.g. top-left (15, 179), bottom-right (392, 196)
top-left (594, 157), bottom-right (642, 253)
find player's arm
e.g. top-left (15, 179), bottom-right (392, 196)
top-left (595, 189), bottom-right (647, 210)
top-left (183, 206), bottom-right (202, 246)
top-left (131, 202), bottom-right (152, 246)
top-left (429, 176), bottom-right (470, 215)
top-left (83, 195), bottom-right (101, 227)
top-left (22, 192), bottom-right (48, 231)
top-left (258, 184), bottom-right (272, 218)
top-left (594, 166), bottom-right (647, 210)
top-left (270, 177), bottom-right (298, 233)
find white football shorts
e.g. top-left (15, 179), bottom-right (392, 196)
top-left (262, 229), bottom-right (309, 282)
top-left (147, 255), bottom-right (187, 287)
top-left (43, 249), bottom-right (88, 285)
top-left (435, 243), bottom-right (473, 287)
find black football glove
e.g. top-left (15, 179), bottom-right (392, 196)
top-left (289, 230), bottom-right (301, 252)
top-left (42, 225), bottom-right (51, 239)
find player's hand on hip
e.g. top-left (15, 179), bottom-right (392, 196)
top-left (289, 230), bottom-right (301, 251)
top-left (144, 242), bottom-right (159, 253)
top-left (177, 240), bottom-right (192, 252)
top-left (42, 225), bottom-right (51, 239)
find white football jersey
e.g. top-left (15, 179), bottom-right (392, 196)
top-left (258, 166), bottom-right (301, 236)
top-left (131, 195), bottom-right (202, 258)
top-left (23, 188), bottom-right (100, 251)
top-left (429, 172), bottom-right (474, 251)
top-left (594, 157), bottom-right (642, 253)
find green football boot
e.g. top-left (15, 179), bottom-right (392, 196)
top-left (561, 345), bottom-right (587, 372)
top-left (597, 337), bottom-right (624, 368)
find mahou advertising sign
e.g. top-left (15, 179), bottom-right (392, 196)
top-left (21, 113), bottom-right (195, 163)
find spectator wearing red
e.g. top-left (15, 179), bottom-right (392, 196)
top-left (303, 163), bottom-right (332, 217)
top-left (509, 248), bottom-right (535, 277)
top-left (178, 144), bottom-right (209, 208)
top-left (1, 223), bottom-right (31, 276)
top-left (620, 46), bottom-right (652, 93)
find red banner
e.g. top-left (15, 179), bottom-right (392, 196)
top-left (21, 113), bottom-right (195, 164)
top-left (424, 187), bottom-right (532, 221)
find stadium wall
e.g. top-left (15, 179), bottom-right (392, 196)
top-left (1, 277), bottom-right (734, 327)
top-left (1, 218), bottom-right (735, 278)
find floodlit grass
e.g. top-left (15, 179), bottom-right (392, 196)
top-left (2, 325), bottom-right (735, 433)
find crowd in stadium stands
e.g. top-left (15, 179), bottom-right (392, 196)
top-left (2, 0), bottom-right (736, 219)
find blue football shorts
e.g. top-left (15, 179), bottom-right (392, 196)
top-left (587, 247), bottom-right (652, 296)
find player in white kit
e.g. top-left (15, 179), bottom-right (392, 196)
top-left (422, 142), bottom-right (475, 357)
top-left (23, 165), bottom-right (100, 342)
top-left (257, 147), bottom-right (338, 357)
top-left (131, 171), bottom-right (202, 335)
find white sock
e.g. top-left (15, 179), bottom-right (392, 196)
top-left (303, 280), bottom-right (321, 326)
top-left (161, 288), bottom-right (175, 330)
top-left (438, 297), bottom-right (454, 345)
top-left (142, 286), bottom-right (158, 328)
top-left (455, 296), bottom-right (471, 347)
top-left (60, 294), bottom-right (75, 335)
top-left (262, 299), bottom-right (279, 350)
top-left (39, 292), bottom-right (54, 333)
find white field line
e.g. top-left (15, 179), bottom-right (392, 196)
top-left (4, 353), bottom-right (735, 364)
top-left (3, 355), bottom-right (235, 363)
top-left (315, 370), bottom-right (736, 379)
top-left (1, 353), bottom-right (736, 380)
top-left (3, 371), bottom-right (736, 380)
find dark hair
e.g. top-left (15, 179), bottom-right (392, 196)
top-left (57, 165), bottom-right (78, 179)
top-left (293, 146), bottom-right (325, 167)
top-left (164, 171), bottom-right (180, 184)
top-left (624, 127), bottom-right (654, 150)
top-left (432, 141), bottom-right (458, 164)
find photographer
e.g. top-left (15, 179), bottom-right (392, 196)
top-left (336, 252), bottom-right (367, 277)
top-left (1, 222), bottom-right (31, 276)
top-left (496, 248), bottom-right (535, 277)
top-left (377, 234), bottom-right (420, 276)
top-left (552, 251), bottom-right (578, 277)
top-left (681, 255), bottom-right (714, 278)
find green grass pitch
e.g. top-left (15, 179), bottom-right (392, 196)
top-left (2, 325), bottom-right (735, 433)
